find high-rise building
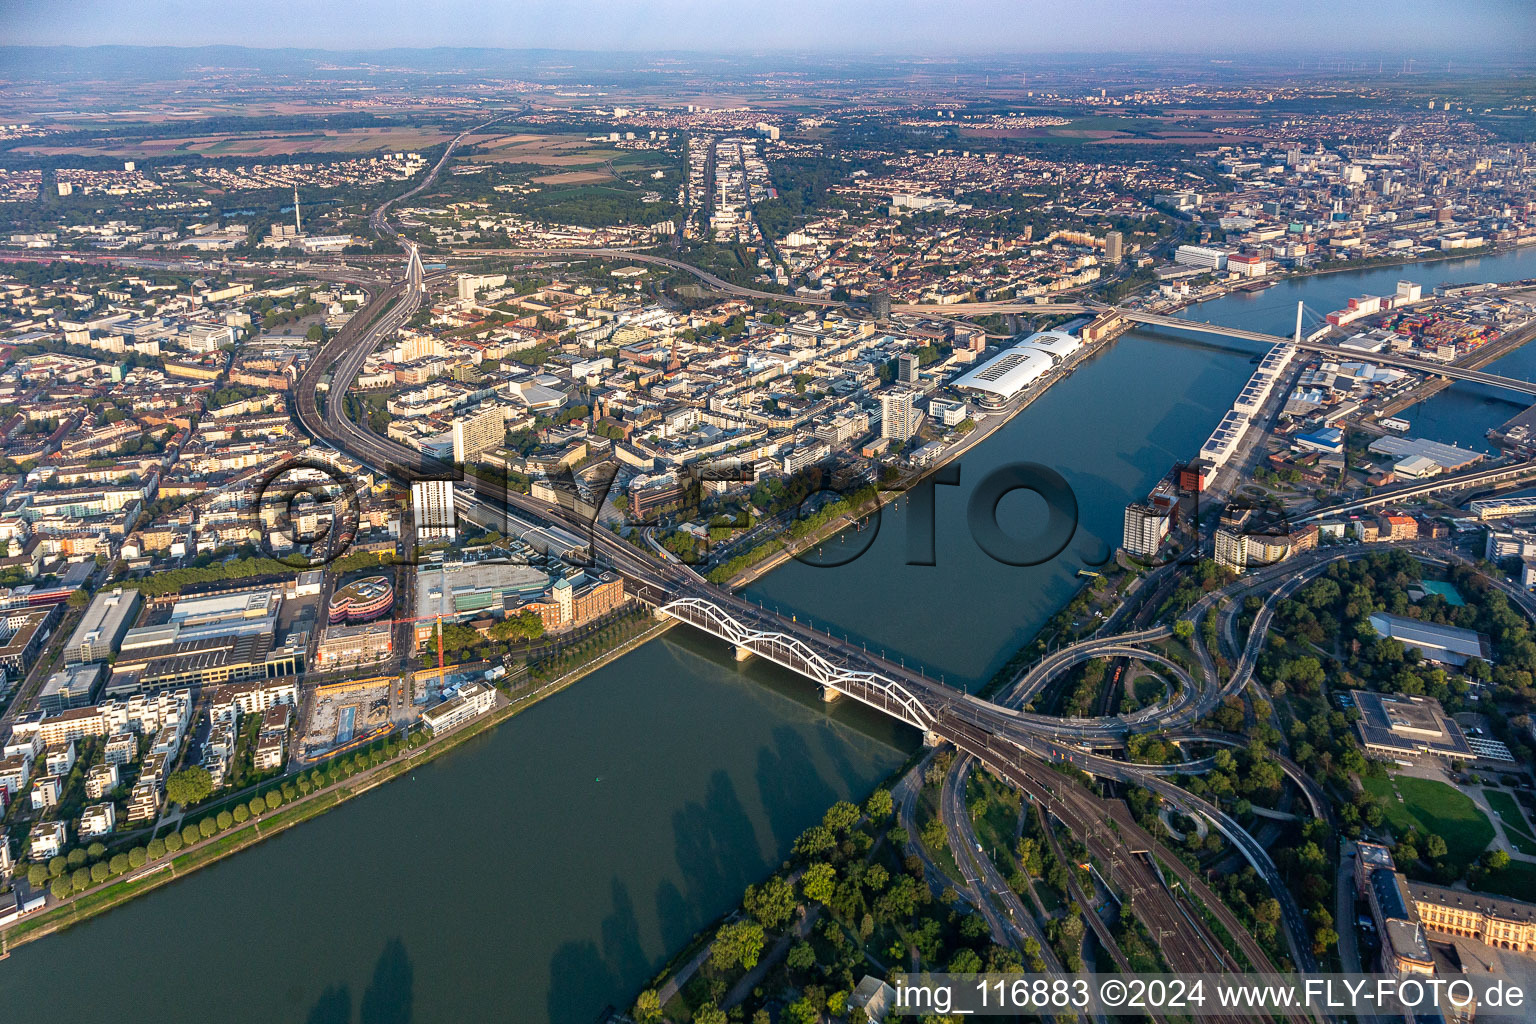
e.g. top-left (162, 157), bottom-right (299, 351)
top-left (897, 353), bottom-right (919, 384)
top-left (451, 404), bottom-right (503, 463)
top-left (869, 289), bottom-right (892, 319)
top-left (1104, 230), bottom-right (1123, 263)
top-left (1213, 506), bottom-right (1290, 574)
top-left (1121, 502), bottom-right (1169, 559)
top-left (412, 480), bottom-right (456, 541)
top-left (881, 390), bottom-right (920, 443)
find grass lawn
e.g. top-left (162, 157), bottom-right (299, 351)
top-left (916, 786), bottom-right (965, 884)
top-left (1362, 775), bottom-right (1495, 872)
top-left (1484, 790), bottom-right (1536, 856)
top-left (967, 769), bottom-right (1021, 863)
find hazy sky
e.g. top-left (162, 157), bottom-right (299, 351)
top-left (5, 0), bottom-right (1533, 54)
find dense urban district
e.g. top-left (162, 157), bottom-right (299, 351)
top-left (3, 47), bottom-right (1536, 1024)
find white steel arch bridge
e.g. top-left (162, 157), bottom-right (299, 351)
top-left (658, 596), bottom-right (937, 731)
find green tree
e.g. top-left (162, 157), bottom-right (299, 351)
top-left (950, 948), bottom-right (984, 973)
top-left (109, 853), bottom-right (130, 875)
top-left (793, 824), bottom-right (836, 859)
top-left (50, 875), bottom-right (71, 900)
top-left (27, 863), bottom-right (48, 888)
top-left (67, 848), bottom-right (87, 869)
top-left (164, 832), bottom-right (184, 853)
top-left (865, 788), bottom-right (894, 821)
top-left (265, 790), bottom-right (283, 811)
top-left (632, 990), bottom-right (663, 1024)
top-left (786, 941), bottom-right (817, 972)
top-left (233, 803), bottom-right (250, 823)
top-left (823, 800), bottom-right (860, 833)
top-left (166, 766), bottom-right (213, 807)
top-left (693, 1006), bottom-right (727, 1024)
top-left (90, 861), bottom-right (109, 884)
top-left (199, 817), bottom-right (217, 839)
top-left (129, 847), bottom-right (148, 868)
top-left (146, 838), bottom-right (166, 859)
top-left (248, 797), bottom-right (265, 818)
top-left (744, 874), bottom-right (797, 931)
top-left (802, 862), bottom-right (837, 904)
top-left (86, 841), bottom-right (107, 861)
top-left (180, 825), bottom-right (200, 847)
top-left (783, 997), bottom-right (820, 1024)
top-left (217, 810), bottom-right (234, 830)
top-left (709, 919), bottom-right (766, 972)
top-left (71, 866), bottom-right (90, 892)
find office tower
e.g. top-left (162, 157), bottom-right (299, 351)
top-left (897, 353), bottom-right (918, 384)
top-left (1104, 230), bottom-right (1123, 263)
top-left (869, 289), bottom-right (892, 319)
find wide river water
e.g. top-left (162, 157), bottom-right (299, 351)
top-left (6, 245), bottom-right (1536, 1023)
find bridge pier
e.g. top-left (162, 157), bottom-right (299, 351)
top-left (818, 684), bottom-right (842, 704)
top-left (923, 729), bottom-right (944, 748)
top-left (734, 645), bottom-right (754, 662)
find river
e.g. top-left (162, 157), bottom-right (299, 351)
top-left (5, 245), bottom-right (1536, 1023)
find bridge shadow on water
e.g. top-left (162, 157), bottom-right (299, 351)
top-left (544, 769), bottom-right (776, 1024)
top-left (304, 937), bottom-right (414, 1024)
top-left (547, 878), bottom-right (649, 1024)
top-left (755, 726), bottom-right (838, 853)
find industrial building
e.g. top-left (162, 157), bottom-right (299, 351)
top-left (1367, 613), bottom-right (1493, 668)
top-left (37, 663), bottom-right (105, 714)
top-left (63, 588), bottom-right (141, 665)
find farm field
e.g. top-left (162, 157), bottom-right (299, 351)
top-left (16, 126), bottom-right (455, 159)
top-left (462, 132), bottom-right (624, 166)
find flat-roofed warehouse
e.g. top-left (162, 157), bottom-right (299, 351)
top-left (1368, 612), bottom-right (1493, 668)
top-left (64, 588), bottom-right (141, 665)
